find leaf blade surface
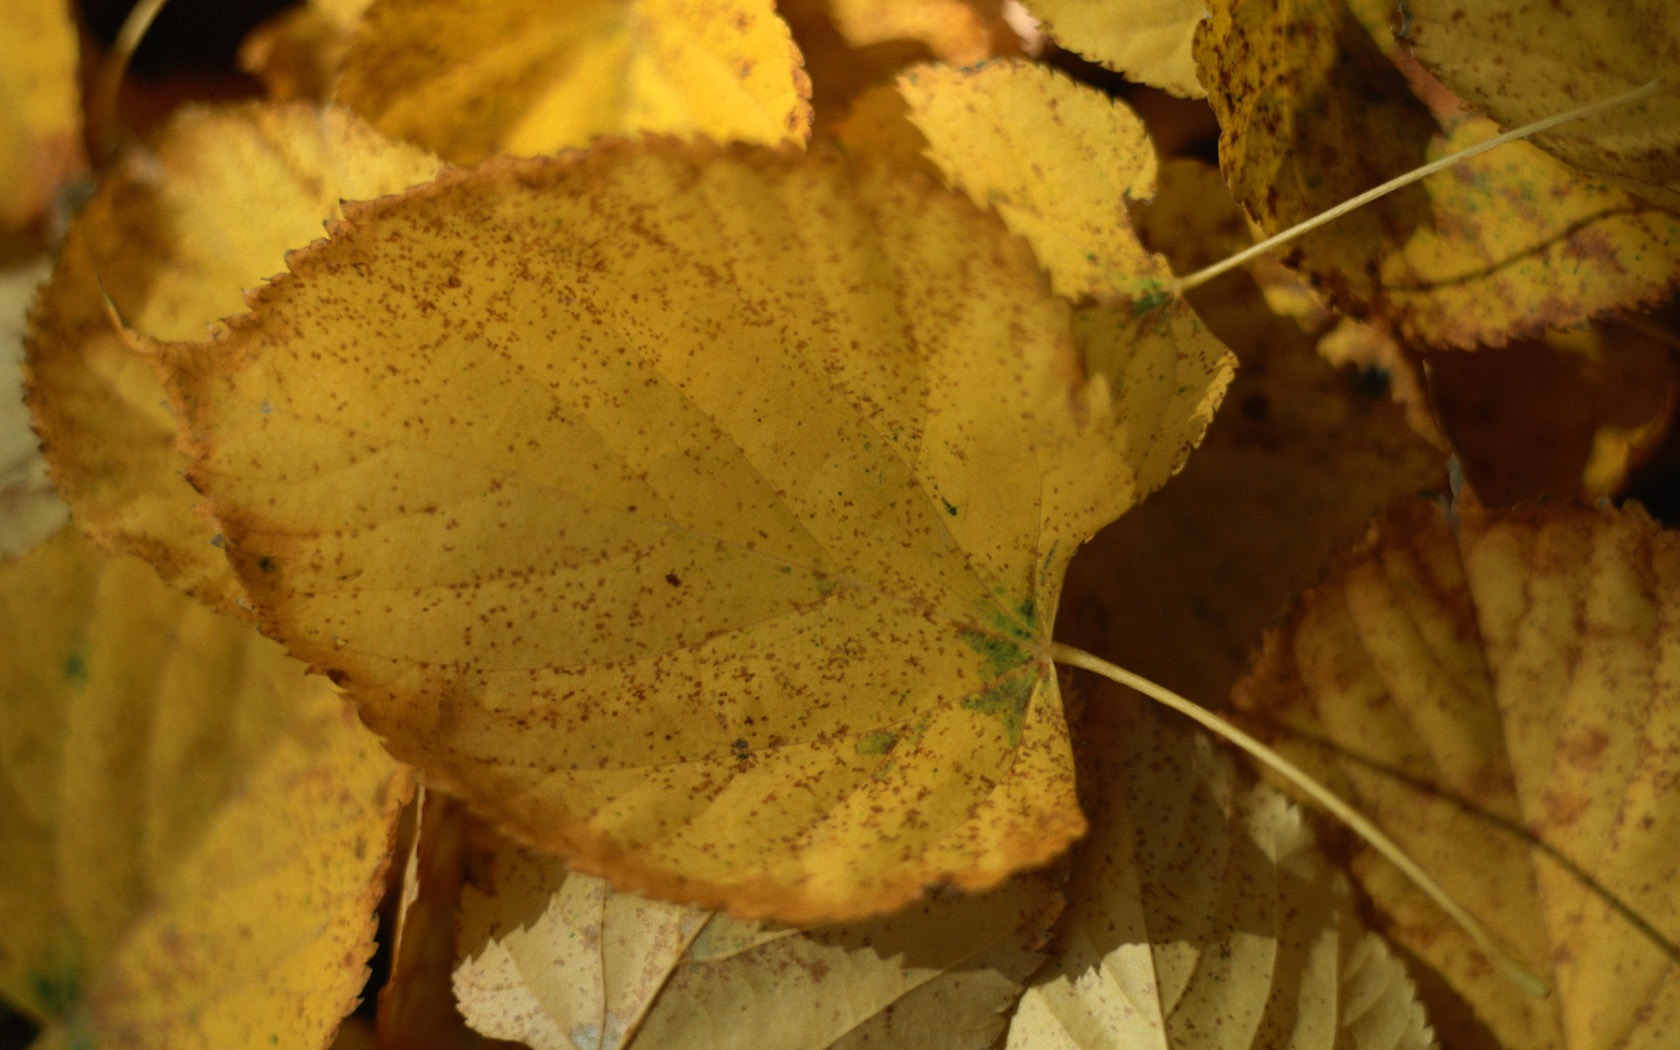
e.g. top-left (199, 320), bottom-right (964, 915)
top-left (169, 141), bottom-right (1230, 920)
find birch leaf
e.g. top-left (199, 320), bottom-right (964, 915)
top-left (1238, 497), bottom-right (1680, 1050)
top-left (24, 103), bottom-right (441, 613)
top-left (0, 528), bottom-right (410, 1049)
top-left (1193, 0), bottom-right (1680, 348)
top-left (454, 808), bottom-right (1059, 1049)
top-left (165, 141), bottom-right (1231, 921)
top-left (1399, 0), bottom-right (1680, 212)
top-left (334, 0), bottom-right (812, 164)
top-left (0, 0), bottom-right (83, 232)
top-left (897, 60), bottom-right (1166, 301)
top-left (1004, 699), bottom-right (1433, 1050)
top-left (1025, 0), bottom-right (1207, 98)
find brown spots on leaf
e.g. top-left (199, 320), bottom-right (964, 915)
top-left (172, 142), bottom-right (1220, 923)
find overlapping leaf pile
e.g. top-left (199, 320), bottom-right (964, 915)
top-left (4, 0), bottom-right (1679, 1046)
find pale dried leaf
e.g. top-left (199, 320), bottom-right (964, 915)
top-left (1003, 698), bottom-right (1434, 1050)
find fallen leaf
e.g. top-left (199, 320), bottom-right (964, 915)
top-left (0, 0), bottom-right (83, 232)
top-left (1237, 497), bottom-right (1680, 1049)
top-left (1025, 0), bottom-right (1207, 98)
top-left (1193, 0), bottom-right (1680, 348)
top-left (1004, 697), bottom-right (1433, 1049)
top-left (896, 59), bottom-right (1167, 300)
top-left (453, 818), bottom-right (710, 1050)
top-left (0, 528), bottom-right (410, 1049)
top-left (1, 256), bottom-right (68, 559)
top-left (25, 102), bottom-right (441, 613)
top-left (1399, 1), bottom-right (1680, 212)
top-left (334, 0), bottom-right (813, 164)
top-left (454, 807), bottom-right (1060, 1049)
top-left (1058, 157), bottom-right (1445, 709)
top-left (164, 140), bottom-right (1232, 921)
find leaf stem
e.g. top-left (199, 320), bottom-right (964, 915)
top-left (1172, 78), bottom-right (1667, 295)
top-left (90, 0), bottom-right (173, 161)
top-left (1049, 640), bottom-right (1551, 999)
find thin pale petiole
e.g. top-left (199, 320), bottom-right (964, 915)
top-left (90, 0), bottom-right (173, 160)
top-left (1050, 640), bottom-right (1551, 999)
top-left (1172, 78), bottom-right (1666, 296)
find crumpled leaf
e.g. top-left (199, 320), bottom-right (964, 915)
top-left (1399, 0), bottom-right (1680, 213)
top-left (1024, 0), bottom-right (1207, 98)
top-left (164, 140), bottom-right (1232, 921)
top-left (0, 0), bottom-right (83, 232)
top-left (1194, 0), bottom-right (1680, 348)
top-left (1, 256), bottom-right (68, 559)
top-left (896, 59), bottom-right (1167, 300)
top-left (453, 806), bottom-right (1059, 1049)
top-left (25, 102), bottom-right (442, 613)
top-left (334, 0), bottom-right (813, 164)
top-left (1004, 697), bottom-right (1433, 1049)
top-left (0, 528), bottom-right (411, 1049)
top-left (1237, 497), bottom-right (1680, 1049)
top-left (1059, 157), bottom-right (1445, 709)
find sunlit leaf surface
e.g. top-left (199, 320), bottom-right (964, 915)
top-left (166, 140), bottom-right (1230, 921)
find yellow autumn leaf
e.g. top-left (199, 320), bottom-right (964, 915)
top-left (1059, 158), bottom-right (1444, 709)
top-left (164, 141), bottom-right (1232, 921)
top-left (452, 805), bottom-right (1059, 1049)
top-left (896, 59), bottom-right (1167, 301)
top-left (1004, 698), bottom-right (1433, 1049)
top-left (1193, 0), bottom-right (1680, 348)
top-left (1237, 497), bottom-right (1680, 1049)
top-left (25, 102), bottom-right (441, 613)
top-left (1399, 0), bottom-right (1680, 213)
top-left (2, 256), bottom-right (68, 559)
top-left (334, 0), bottom-right (812, 164)
top-left (0, 0), bottom-right (83, 232)
top-left (0, 528), bottom-right (410, 1049)
top-left (1024, 0), bottom-right (1207, 98)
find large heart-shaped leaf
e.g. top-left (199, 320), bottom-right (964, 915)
top-left (165, 140), bottom-right (1230, 921)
